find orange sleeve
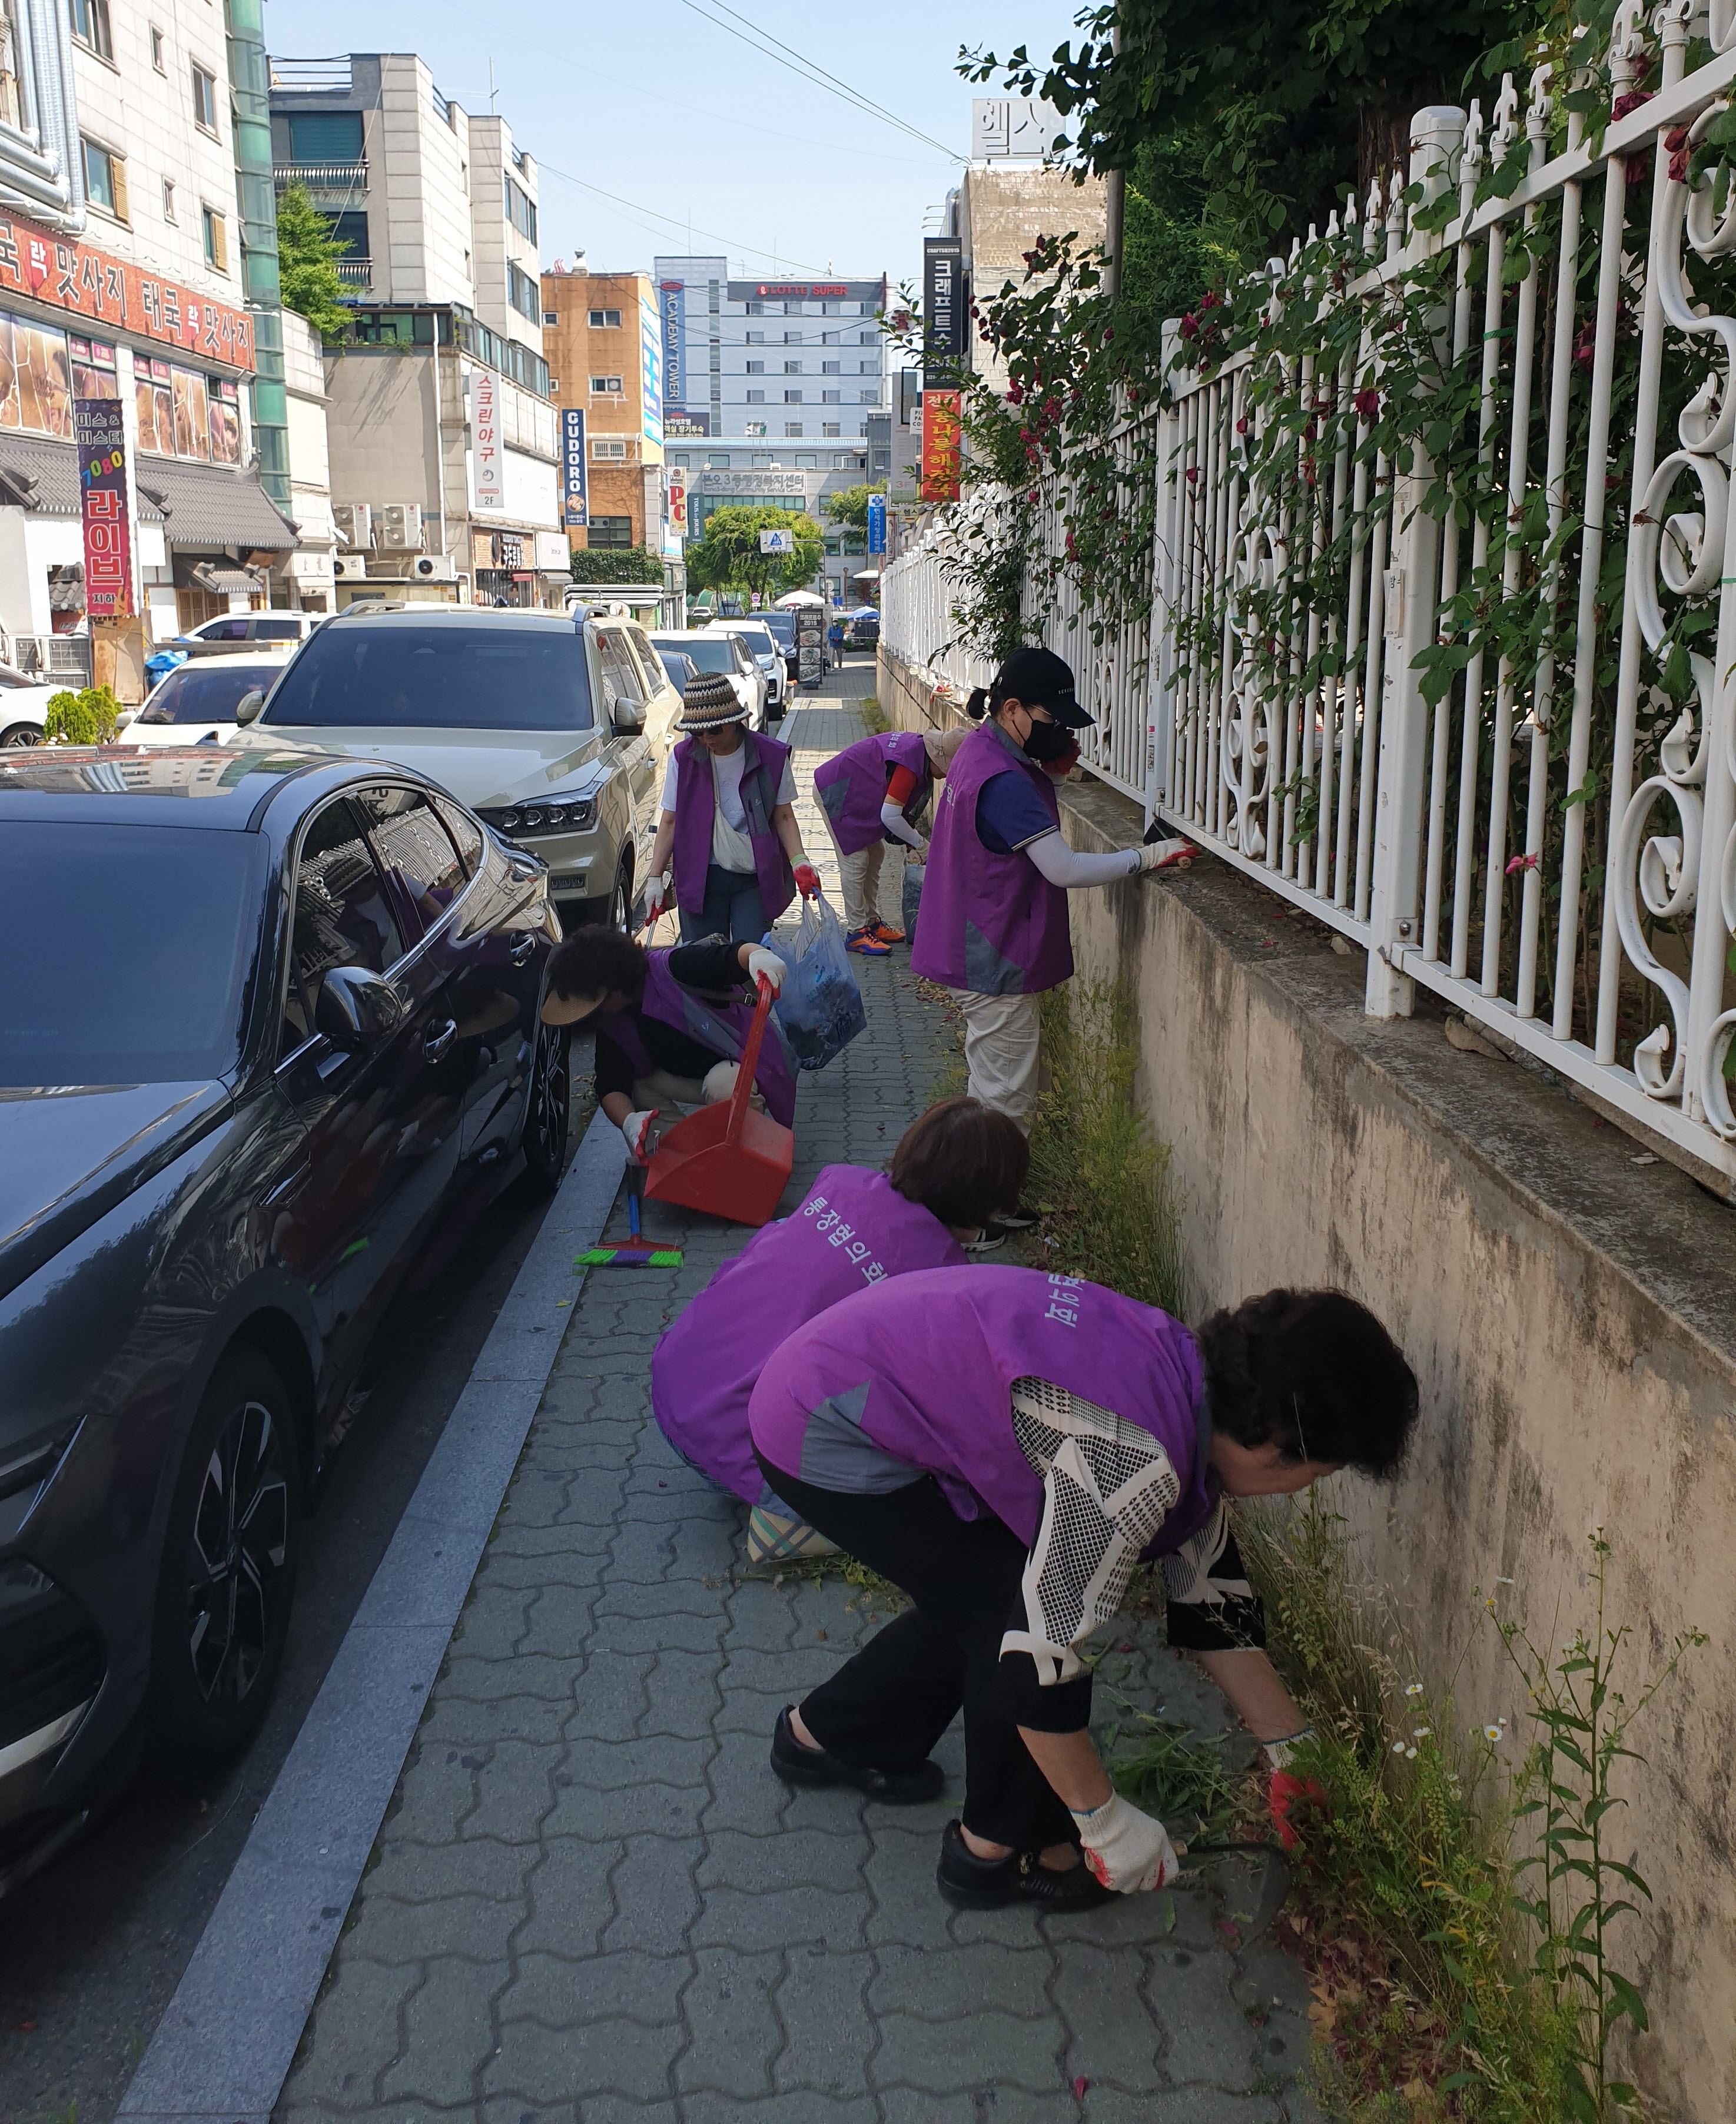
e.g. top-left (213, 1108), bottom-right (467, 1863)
top-left (885, 763), bottom-right (920, 805)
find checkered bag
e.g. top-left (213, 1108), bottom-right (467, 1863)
top-left (745, 1502), bottom-right (841, 1565)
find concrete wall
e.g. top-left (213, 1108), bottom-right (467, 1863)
top-left (958, 164), bottom-right (1107, 396)
top-left (879, 649), bottom-right (1736, 2123)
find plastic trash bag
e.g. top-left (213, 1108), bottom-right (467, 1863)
top-left (902, 860), bottom-right (925, 949)
top-left (773, 891), bottom-right (867, 1071)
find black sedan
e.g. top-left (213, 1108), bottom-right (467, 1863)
top-left (0, 745), bottom-right (568, 1893)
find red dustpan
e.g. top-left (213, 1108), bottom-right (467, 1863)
top-left (644, 975), bottom-right (794, 1227)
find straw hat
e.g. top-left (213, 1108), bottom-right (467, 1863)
top-left (677, 671), bottom-right (748, 731)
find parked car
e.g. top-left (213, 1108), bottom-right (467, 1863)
top-left (129, 651), bottom-right (296, 747)
top-left (648, 628), bottom-right (766, 731)
top-left (0, 662), bottom-right (116, 749)
top-left (656, 648), bottom-right (699, 695)
top-left (758, 610), bottom-right (801, 683)
top-left (234, 605), bottom-right (682, 932)
top-left (0, 744), bottom-right (566, 1894)
top-left (177, 612), bottom-right (327, 649)
top-left (714, 619), bottom-right (787, 718)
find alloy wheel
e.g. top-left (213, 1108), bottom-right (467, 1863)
top-left (0, 723), bottom-right (44, 749)
top-left (528, 1017), bottom-right (572, 1176)
top-left (182, 1399), bottom-right (292, 1710)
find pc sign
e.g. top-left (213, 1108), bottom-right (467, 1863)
top-left (759, 527), bottom-right (797, 555)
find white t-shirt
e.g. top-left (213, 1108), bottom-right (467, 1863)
top-left (661, 744), bottom-right (796, 873)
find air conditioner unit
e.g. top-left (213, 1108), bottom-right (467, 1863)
top-left (333, 553), bottom-right (371, 580)
top-left (376, 502), bottom-right (425, 551)
top-left (331, 502), bottom-right (373, 549)
top-left (413, 553), bottom-right (457, 580)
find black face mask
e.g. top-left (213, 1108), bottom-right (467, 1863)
top-left (1019, 718), bottom-right (1076, 763)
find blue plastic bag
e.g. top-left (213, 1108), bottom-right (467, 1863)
top-left (773, 891), bottom-right (867, 1071)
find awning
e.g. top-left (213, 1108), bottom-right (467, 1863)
top-left (133, 457), bottom-right (298, 551)
top-left (181, 560), bottom-right (268, 595)
top-left (0, 434), bottom-right (165, 520)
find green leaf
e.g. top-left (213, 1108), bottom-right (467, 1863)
top-left (1608, 1971), bottom-right (1651, 2030)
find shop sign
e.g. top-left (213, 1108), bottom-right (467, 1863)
top-left (561, 406), bottom-right (587, 526)
top-left (473, 367), bottom-right (503, 508)
top-left (867, 492), bottom-right (886, 553)
top-left (923, 238), bottom-right (965, 380)
top-left (74, 393), bottom-right (131, 617)
top-left (659, 280), bottom-right (684, 410)
top-left (666, 410), bottom-right (711, 437)
top-left (640, 298), bottom-right (663, 446)
top-left (0, 206), bottom-right (256, 370)
top-left (668, 477), bottom-right (686, 531)
top-left (921, 390), bottom-right (961, 502)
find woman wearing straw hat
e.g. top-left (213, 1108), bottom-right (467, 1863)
top-left (643, 671), bottom-right (821, 943)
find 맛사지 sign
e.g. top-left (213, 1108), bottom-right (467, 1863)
top-left (74, 394), bottom-right (131, 617)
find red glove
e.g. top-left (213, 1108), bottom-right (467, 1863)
top-left (793, 862), bottom-right (821, 898)
top-left (1269, 1771), bottom-right (1327, 1851)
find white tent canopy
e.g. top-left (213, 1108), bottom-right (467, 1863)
top-left (775, 590), bottom-right (825, 607)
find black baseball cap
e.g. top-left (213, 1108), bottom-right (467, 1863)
top-left (995, 645), bottom-right (1094, 728)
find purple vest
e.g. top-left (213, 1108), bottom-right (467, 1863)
top-left (749, 1265), bottom-right (1213, 1549)
top-left (650, 1164), bottom-right (965, 1501)
top-left (596, 947), bottom-right (798, 1126)
top-left (907, 722), bottom-right (1074, 994)
top-left (814, 729), bottom-right (930, 856)
top-left (672, 729), bottom-right (794, 921)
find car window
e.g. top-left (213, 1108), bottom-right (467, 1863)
top-left (651, 635), bottom-right (735, 677)
top-left (0, 666), bottom-right (32, 689)
top-left (625, 626), bottom-right (666, 696)
top-left (281, 798), bottom-right (408, 1054)
top-left (433, 794), bottom-right (485, 878)
top-left (202, 618), bottom-right (251, 641)
top-left (658, 652), bottom-right (696, 691)
top-left (260, 620), bottom-right (595, 732)
top-left (137, 661), bottom-right (285, 724)
top-left (352, 785), bottom-right (469, 939)
top-left (254, 618), bottom-right (304, 641)
top-left (595, 629), bottom-right (645, 709)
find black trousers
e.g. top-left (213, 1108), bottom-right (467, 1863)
top-left (758, 1455), bottom-right (1082, 1853)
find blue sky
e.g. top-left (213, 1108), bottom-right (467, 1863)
top-left (263, 0), bottom-right (1084, 296)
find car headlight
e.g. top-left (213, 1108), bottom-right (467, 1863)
top-left (483, 798), bottom-right (599, 837)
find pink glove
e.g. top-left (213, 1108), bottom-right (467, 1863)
top-left (793, 862), bottom-right (821, 898)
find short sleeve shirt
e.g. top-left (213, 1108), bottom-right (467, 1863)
top-left (661, 746), bottom-right (798, 871)
top-left (975, 770), bottom-right (1059, 855)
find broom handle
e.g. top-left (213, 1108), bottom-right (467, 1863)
top-left (725, 975), bottom-right (774, 1148)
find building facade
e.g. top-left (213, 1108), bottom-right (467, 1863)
top-left (542, 265), bottom-right (669, 560)
top-left (270, 52), bottom-right (566, 608)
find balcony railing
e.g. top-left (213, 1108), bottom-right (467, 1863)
top-left (274, 160), bottom-right (366, 193)
top-left (335, 258), bottom-right (372, 289)
top-left (268, 56), bottom-right (353, 91)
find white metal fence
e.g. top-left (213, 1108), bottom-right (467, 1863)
top-left (881, 522), bottom-right (996, 705)
top-left (884, 1), bottom-right (1736, 1181)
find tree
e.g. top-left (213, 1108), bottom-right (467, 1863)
top-left (572, 545), bottom-right (663, 583)
top-left (685, 506), bottom-right (824, 601)
top-left (276, 182), bottom-right (354, 344)
top-left (822, 483), bottom-right (885, 533)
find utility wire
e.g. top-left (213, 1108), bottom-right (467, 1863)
top-left (535, 157), bottom-right (838, 278)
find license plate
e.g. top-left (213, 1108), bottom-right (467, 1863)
top-left (549, 875), bottom-right (589, 894)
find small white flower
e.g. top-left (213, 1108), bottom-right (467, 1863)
top-left (1393, 1740), bottom-right (1406, 1754)
top-left (1405, 1747), bottom-right (1418, 1760)
top-left (1412, 1727), bottom-right (1431, 1740)
top-left (1404, 1681), bottom-right (1424, 1698)
top-left (1495, 1576), bottom-right (1514, 1585)
top-left (1483, 1724), bottom-right (1503, 1742)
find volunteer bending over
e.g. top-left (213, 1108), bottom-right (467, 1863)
top-left (812, 725), bottom-right (964, 956)
top-left (910, 646), bottom-right (1191, 1152)
top-left (539, 925), bottom-right (795, 1162)
top-left (643, 671), bottom-right (819, 944)
top-left (748, 1270), bottom-right (1416, 1910)
top-left (651, 1096), bottom-right (1027, 1525)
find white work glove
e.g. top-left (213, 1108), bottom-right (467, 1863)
top-left (1262, 1725), bottom-right (1315, 1772)
top-left (642, 872), bottom-right (670, 920)
top-left (620, 1109), bottom-right (658, 1163)
top-left (745, 945), bottom-right (786, 993)
top-left (1068, 1793), bottom-right (1180, 1893)
top-left (1133, 837), bottom-right (1195, 875)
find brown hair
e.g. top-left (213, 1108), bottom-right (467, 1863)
top-left (888, 1096), bottom-right (1028, 1230)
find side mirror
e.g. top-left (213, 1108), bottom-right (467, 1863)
top-left (316, 964), bottom-right (406, 1048)
top-left (234, 689), bottom-right (266, 725)
top-left (611, 698), bottom-right (646, 732)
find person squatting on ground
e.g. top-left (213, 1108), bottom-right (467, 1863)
top-left (909, 645), bottom-right (1193, 1147)
top-left (642, 671), bottom-right (820, 944)
top-left (812, 725), bottom-right (966, 956)
top-left (748, 1271), bottom-right (1418, 1909)
top-left (650, 1096), bottom-right (1029, 1529)
top-left (539, 924), bottom-right (796, 1163)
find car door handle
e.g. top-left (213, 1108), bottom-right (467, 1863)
top-left (259, 1154), bottom-right (312, 1210)
top-left (423, 1018), bottom-right (457, 1063)
top-left (509, 934), bottom-right (537, 965)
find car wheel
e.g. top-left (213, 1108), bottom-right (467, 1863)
top-left (148, 1346), bottom-right (301, 1779)
top-left (1, 722), bottom-right (43, 748)
top-left (523, 1017), bottom-right (572, 1195)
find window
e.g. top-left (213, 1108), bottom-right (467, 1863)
top-left (745, 300), bottom-right (764, 316)
top-left (795, 453), bottom-right (816, 468)
top-left (824, 428), bottom-right (842, 443)
top-left (504, 175), bottom-right (537, 241)
top-left (591, 437), bottom-right (627, 460)
top-left (281, 800), bottom-right (406, 1050)
top-left (548, 379), bottom-right (560, 395)
top-left (859, 389), bottom-right (878, 403)
top-left (745, 330), bottom-right (765, 345)
top-left (82, 140), bottom-right (126, 220)
top-left (587, 516), bottom-right (632, 548)
top-left (784, 422), bottom-right (803, 437)
top-left (508, 263), bottom-right (539, 321)
top-left (751, 452), bottom-right (771, 467)
top-left (596, 629), bottom-right (645, 710)
top-left (434, 797), bottom-right (484, 878)
top-left (782, 300), bottom-right (800, 314)
top-left (590, 376), bottom-right (623, 394)
top-left (745, 360), bottom-right (764, 375)
top-left (287, 111), bottom-right (363, 161)
top-left (784, 390), bottom-right (802, 404)
top-left (70, 0), bottom-right (112, 59)
top-left (822, 360), bottom-right (840, 375)
top-left (831, 450), bottom-right (848, 464)
top-left (784, 331), bottom-right (801, 344)
top-left (822, 390), bottom-right (840, 404)
top-left (191, 64), bottom-right (218, 134)
top-left (162, 178), bottom-right (175, 223)
top-left (149, 24), bottom-right (165, 71)
top-left (587, 307), bottom-right (622, 329)
top-left (858, 359), bottom-right (878, 374)
top-left (781, 360), bottom-right (800, 376)
top-left (202, 205), bottom-right (227, 271)
top-left (859, 301), bottom-right (875, 316)
top-left (858, 330), bottom-right (877, 344)
top-left (327, 209), bottom-right (367, 260)
top-left (353, 787), bottom-right (469, 935)
top-left (745, 389), bottom-right (765, 404)
top-left (543, 309), bottom-right (559, 326)
top-left (706, 454), bottom-right (730, 468)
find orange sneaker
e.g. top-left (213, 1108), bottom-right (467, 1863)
top-left (868, 920), bottom-right (906, 944)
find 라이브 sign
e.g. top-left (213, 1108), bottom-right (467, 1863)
top-left (74, 393), bottom-right (131, 618)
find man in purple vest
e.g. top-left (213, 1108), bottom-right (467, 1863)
top-left (642, 671), bottom-right (820, 944)
top-left (749, 1273), bottom-right (1416, 1911)
top-left (540, 923), bottom-right (797, 1161)
top-left (910, 649), bottom-right (1193, 1209)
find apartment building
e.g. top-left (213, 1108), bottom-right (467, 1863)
top-left (270, 52), bottom-right (566, 606)
top-left (0, 0), bottom-right (314, 665)
top-left (542, 264), bottom-right (675, 559)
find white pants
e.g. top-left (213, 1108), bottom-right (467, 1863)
top-left (950, 987), bottom-right (1043, 1131)
top-left (828, 828), bottom-right (891, 934)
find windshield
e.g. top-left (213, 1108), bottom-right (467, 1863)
top-left (654, 636), bottom-right (736, 676)
top-left (0, 824), bottom-right (261, 1084)
top-left (260, 622), bottom-right (595, 732)
top-left (761, 615), bottom-right (795, 642)
top-left (731, 628), bottom-right (776, 658)
top-left (139, 661), bottom-right (286, 725)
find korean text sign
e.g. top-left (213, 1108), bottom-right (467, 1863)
top-left (921, 391), bottom-right (961, 503)
top-left (74, 395), bottom-right (132, 618)
top-left (562, 407), bottom-right (587, 527)
top-left (473, 367), bottom-right (503, 509)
